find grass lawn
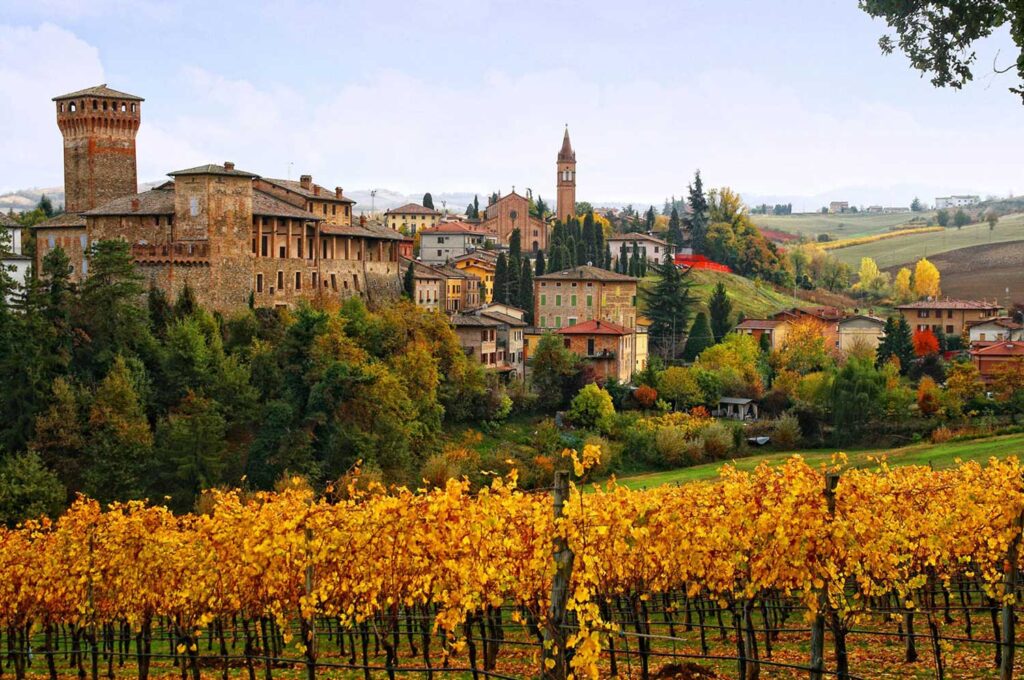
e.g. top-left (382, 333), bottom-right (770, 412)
top-left (614, 431), bottom-right (1024, 489)
top-left (829, 212), bottom-right (1024, 268)
top-left (751, 211), bottom-right (934, 240)
top-left (640, 268), bottom-right (804, 319)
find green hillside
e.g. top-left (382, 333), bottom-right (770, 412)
top-left (829, 212), bottom-right (1024, 268)
top-left (640, 269), bottom-right (804, 320)
top-left (616, 432), bottom-right (1024, 489)
top-left (751, 211), bottom-right (934, 240)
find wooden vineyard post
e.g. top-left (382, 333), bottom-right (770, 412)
top-left (543, 471), bottom-right (575, 680)
top-left (303, 522), bottom-right (317, 680)
top-left (1000, 507), bottom-right (1024, 680)
top-left (809, 471), bottom-right (838, 680)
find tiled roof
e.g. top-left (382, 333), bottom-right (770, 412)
top-left (253, 190), bottom-right (322, 221)
top-left (168, 163), bottom-right (259, 178)
top-left (557, 319), bottom-right (632, 336)
top-left (477, 310), bottom-right (527, 327)
top-left (321, 222), bottom-right (404, 241)
top-left (535, 265), bottom-right (636, 282)
top-left (968, 317), bottom-right (1023, 330)
top-left (262, 178), bottom-right (355, 204)
top-left (451, 313), bottom-right (502, 327)
top-left (32, 213), bottom-right (86, 229)
top-left (838, 314), bottom-right (885, 326)
top-left (420, 221), bottom-right (490, 235)
top-left (53, 84), bottom-right (143, 101)
top-left (972, 341), bottom-right (1024, 356)
top-left (452, 250), bottom-right (499, 264)
top-left (736, 318), bottom-right (783, 330)
top-left (607, 232), bottom-right (670, 246)
top-left (83, 187), bottom-right (175, 216)
top-left (898, 299), bottom-right (1001, 310)
top-left (385, 203), bottom-right (440, 216)
top-left (0, 213), bottom-right (19, 228)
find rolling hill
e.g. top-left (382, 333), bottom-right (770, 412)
top-left (751, 211), bottom-right (934, 241)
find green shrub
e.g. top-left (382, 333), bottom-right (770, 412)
top-left (568, 384), bottom-right (616, 433)
top-left (701, 422), bottom-right (733, 459)
top-left (655, 427), bottom-right (690, 467)
top-left (622, 424), bottom-right (658, 467)
top-left (772, 414), bottom-right (802, 450)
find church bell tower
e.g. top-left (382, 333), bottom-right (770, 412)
top-left (556, 126), bottom-right (576, 223)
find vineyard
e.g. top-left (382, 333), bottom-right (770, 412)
top-left (4, 452), bottom-right (1024, 679)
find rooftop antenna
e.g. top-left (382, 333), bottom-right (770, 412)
top-left (287, 161), bottom-right (293, 181)
top-left (370, 189), bottom-right (377, 214)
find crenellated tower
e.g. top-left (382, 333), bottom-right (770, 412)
top-left (556, 126), bottom-right (576, 223)
top-left (53, 84), bottom-right (143, 213)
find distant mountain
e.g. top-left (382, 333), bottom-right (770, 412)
top-left (0, 187), bottom-right (64, 213)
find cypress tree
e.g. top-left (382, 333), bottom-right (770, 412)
top-left (618, 243), bottom-right (629, 273)
top-left (422, 193), bottom-right (434, 210)
top-left (535, 250), bottom-right (546, 276)
top-left (548, 246), bottom-right (562, 274)
top-left (707, 282), bottom-right (733, 341)
top-left (558, 245), bottom-right (572, 273)
top-left (667, 207), bottom-right (684, 248)
top-left (682, 312), bottom-right (714, 361)
top-left (582, 212), bottom-right (596, 263)
top-left (403, 261), bottom-right (415, 299)
top-left (518, 258), bottom-right (534, 322)
top-left (493, 253), bottom-right (508, 304)
top-left (604, 244), bottom-right (612, 270)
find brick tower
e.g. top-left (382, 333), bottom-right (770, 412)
top-left (556, 126), bottom-right (576, 222)
top-left (53, 85), bottom-right (143, 213)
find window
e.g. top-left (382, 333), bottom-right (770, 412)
top-left (570, 295), bottom-right (577, 306)
top-left (261, 235), bottom-right (268, 257)
top-left (586, 295), bottom-right (593, 307)
top-left (256, 274), bottom-right (264, 293)
top-left (946, 325), bottom-right (954, 334)
top-left (918, 310), bottom-right (929, 318)
top-left (540, 317), bottom-right (546, 327)
top-left (279, 245), bottom-right (286, 258)
top-left (331, 273), bottom-right (337, 291)
top-left (568, 317), bottom-right (577, 326)
top-left (312, 273), bottom-right (318, 288)
top-left (480, 330), bottom-right (488, 341)
top-left (297, 239), bottom-right (303, 258)
top-left (556, 295), bottom-right (562, 306)
top-left (295, 272), bottom-right (302, 290)
top-left (564, 338), bottom-right (571, 348)
top-left (947, 310), bottom-right (954, 319)
top-left (555, 316), bottom-right (561, 327)
top-left (277, 271), bottom-right (284, 289)
top-left (587, 338), bottom-right (595, 355)
top-left (541, 294), bottom-right (547, 306)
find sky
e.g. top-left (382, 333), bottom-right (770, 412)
top-left (2, 0), bottom-right (1022, 209)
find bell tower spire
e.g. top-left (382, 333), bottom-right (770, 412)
top-left (556, 125), bottom-right (576, 222)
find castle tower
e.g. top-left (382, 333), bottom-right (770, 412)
top-left (556, 126), bottom-right (576, 223)
top-left (53, 84), bottom-right (143, 213)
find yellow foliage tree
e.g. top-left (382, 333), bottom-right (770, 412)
top-left (853, 257), bottom-right (888, 295)
top-left (913, 258), bottom-right (941, 299)
top-left (894, 267), bottom-right (913, 302)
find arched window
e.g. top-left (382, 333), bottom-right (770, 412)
top-left (69, 103), bottom-right (76, 112)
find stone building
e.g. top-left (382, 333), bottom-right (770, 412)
top-left (384, 203), bottom-right (441, 233)
top-left (556, 127), bottom-right (576, 223)
top-left (33, 85), bottom-right (401, 314)
top-left (896, 299), bottom-right (1002, 337)
top-left (556, 319), bottom-right (635, 383)
top-left (533, 265), bottom-right (638, 331)
top-left (402, 258), bottom-right (481, 314)
top-left (836, 315), bottom-right (886, 353)
top-left (480, 191), bottom-right (548, 253)
top-left (451, 313), bottom-right (502, 368)
top-left (464, 302), bottom-right (527, 376)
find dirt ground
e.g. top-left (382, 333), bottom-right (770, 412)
top-left (885, 239), bottom-right (1024, 302)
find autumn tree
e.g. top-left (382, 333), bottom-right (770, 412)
top-left (913, 328), bottom-right (940, 356)
top-left (893, 267), bottom-right (914, 302)
top-left (917, 376), bottom-right (942, 416)
top-left (774, 317), bottom-right (832, 374)
top-left (913, 258), bottom-right (941, 298)
top-left (530, 333), bottom-right (581, 411)
top-left (854, 257), bottom-right (889, 296)
top-left (658, 366), bottom-right (704, 409)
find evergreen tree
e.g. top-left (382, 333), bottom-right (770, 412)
top-left (465, 202), bottom-right (475, 219)
top-left (831, 357), bottom-right (885, 445)
top-left (473, 194), bottom-right (480, 217)
top-left (173, 282), bottom-right (198, 319)
top-left (644, 206), bottom-right (656, 231)
top-left (147, 285), bottom-right (172, 336)
top-left (629, 243), bottom-right (641, 277)
top-left (667, 207), bottom-right (684, 248)
top-left (507, 229), bottom-right (522, 304)
top-left (422, 193), bottom-right (434, 210)
top-left (155, 392), bottom-right (228, 511)
top-left (493, 253), bottom-right (508, 304)
top-left (533, 196), bottom-right (548, 220)
top-left (518, 258), bottom-right (534, 322)
top-left (509, 228), bottom-right (522, 262)
top-left (682, 311), bottom-right (714, 361)
top-left (582, 212), bottom-right (596, 263)
top-left (604, 243), bottom-right (612, 270)
top-left (707, 282), bottom-right (733, 341)
top-left (535, 249), bottom-right (546, 276)
top-left (575, 235), bottom-right (586, 268)
top-left (618, 242), bottom-right (628, 273)
top-left (876, 316), bottom-right (915, 373)
top-left (686, 170), bottom-right (709, 253)
top-left (38, 194), bottom-right (54, 218)
top-left (644, 254), bottom-right (695, 362)
top-left (403, 261), bottom-right (415, 298)
top-left (548, 245), bottom-right (563, 274)
top-left (639, 253), bottom-right (648, 278)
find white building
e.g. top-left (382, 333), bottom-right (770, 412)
top-left (967, 317), bottom-right (1024, 345)
top-left (935, 195), bottom-right (980, 209)
top-left (608, 232), bottom-right (678, 267)
top-left (418, 221), bottom-right (497, 264)
top-left (1, 213), bottom-right (31, 296)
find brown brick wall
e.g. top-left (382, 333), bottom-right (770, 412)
top-left (560, 332), bottom-right (632, 382)
top-left (34, 227), bottom-right (88, 281)
top-left (482, 193), bottom-right (547, 251)
top-left (56, 98), bottom-right (140, 213)
top-left (534, 279), bottom-right (637, 330)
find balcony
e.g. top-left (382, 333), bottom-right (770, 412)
top-left (132, 242), bottom-right (210, 264)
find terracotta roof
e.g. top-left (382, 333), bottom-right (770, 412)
top-left (168, 162), bottom-right (259, 178)
top-left (607, 232), bottom-right (670, 247)
top-left (535, 265), bottom-right (636, 282)
top-left (477, 310), bottom-right (527, 327)
top-left (385, 203), bottom-right (440, 216)
top-left (558, 126), bottom-right (575, 162)
top-left (451, 313), bottom-right (502, 327)
top-left (773, 306), bottom-right (844, 322)
top-left (83, 187), bottom-right (175, 216)
top-left (971, 341), bottom-right (1024, 356)
top-left (0, 213), bottom-right (19, 228)
top-left (32, 213), bottom-right (86, 229)
top-left (736, 318), bottom-right (783, 330)
top-left (401, 259), bottom-right (445, 280)
top-left (321, 222), bottom-right (404, 240)
top-left (452, 250), bottom-right (499, 264)
top-left (420, 221), bottom-right (490, 235)
top-left (967, 317), bottom-right (1023, 330)
top-left (557, 319), bottom-right (632, 336)
top-left (253, 190), bottom-right (322, 221)
top-left (54, 84), bottom-right (143, 101)
top-left (897, 299), bottom-right (1001, 310)
top-left (838, 314), bottom-right (885, 326)
top-left (261, 178), bottom-right (356, 204)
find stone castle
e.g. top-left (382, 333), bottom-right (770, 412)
top-left (32, 85), bottom-right (577, 314)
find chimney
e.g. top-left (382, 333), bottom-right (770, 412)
top-left (313, 185), bottom-right (321, 197)
top-left (300, 174), bottom-right (312, 191)
top-left (130, 198), bottom-right (140, 211)
top-left (360, 214), bottom-right (366, 226)
top-left (335, 186), bottom-right (343, 198)
top-left (224, 161), bottom-right (235, 171)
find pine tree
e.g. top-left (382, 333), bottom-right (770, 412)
top-left (403, 261), bottom-right (415, 299)
top-left (707, 282), bottom-right (733, 341)
top-left (644, 254), bottom-right (694, 362)
top-left (667, 207), bottom-right (684, 248)
top-left (173, 282), bottom-right (198, 319)
top-left (686, 170), bottom-right (709, 253)
top-left (422, 193), bottom-right (434, 210)
top-left (38, 194), bottom-right (54, 218)
top-left (876, 316), bottom-right (915, 373)
top-left (493, 253), bottom-right (508, 304)
top-left (518, 258), bottom-right (534, 323)
top-left (682, 312), bottom-right (714, 361)
top-left (535, 250), bottom-right (546, 276)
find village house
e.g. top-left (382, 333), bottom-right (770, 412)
top-left (464, 302), bottom-right (528, 377)
top-left (533, 265), bottom-right (638, 331)
top-left (384, 203), bottom-right (441, 234)
top-left (967, 317), bottom-right (1024, 345)
top-left (897, 299), bottom-right (1002, 337)
top-left (608, 232), bottom-right (676, 267)
top-left (418, 222), bottom-right (495, 264)
top-left (452, 250), bottom-right (498, 303)
top-left (450, 313), bottom-right (502, 369)
top-left (837, 315), bottom-right (886, 353)
top-left (734, 318), bottom-right (792, 351)
top-left (971, 341), bottom-right (1024, 383)
top-left (1, 213), bottom-right (30, 295)
top-left (556, 319), bottom-right (635, 382)
top-left (402, 258), bottom-right (481, 314)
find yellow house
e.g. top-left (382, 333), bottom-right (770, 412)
top-left (384, 203), bottom-right (441, 234)
top-left (452, 251), bottom-right (498, 302)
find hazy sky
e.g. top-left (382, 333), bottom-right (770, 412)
top-left (2, 0), bottom-right (1022, 207)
